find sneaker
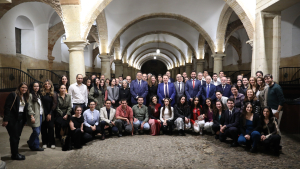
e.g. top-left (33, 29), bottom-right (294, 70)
top-left (43, 145), bottom-right (47, 149)
top-left (199, 128), bottom-right (203, 135)
top-left (51, 145), bottom-right (56, 149)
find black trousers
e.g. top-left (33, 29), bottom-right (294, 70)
top-left (99, 121), bottom-right (118, 135)
top-left (71, 129), bottom-right (93, 148)
top-left (84, 125), bottom-right (101, 136)
top-left (41, 119), bottom-right (55, 146)
top-left (161, 120), bottom-right (173, 134)
top-left (262, 134), bottom-right (281, 152)
top-left (6, 117), bottom-right (24, 156)
top-left (219, 127), bottom-right (238, 143)
top-left (212, 124), bottom-right (220, 133)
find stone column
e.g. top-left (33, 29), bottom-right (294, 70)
top-left (128, 66), bottom-right (133, 79)
top-left (185, 63), bottom-right (192, 78)
top-left (212, 54), bottom-right (225, 74)
top-left (180, 66), bottom-right (185, 74)
top-left (272, 15), bottom-right (281, 82)
top-left (99, 55), bottom-right (112, 80)
top-left (175, 67), bottom-right (180, 76)
top-left (64, 40), bottom-right (88, 84)
top-left (171, 68), bottom-right (176, 79)
top-left (123, 63), bottom-right (129, 77)
top-left (196, 59), bottom-right (205, 73)
top-left (114, 60), bottom-right (123, 78)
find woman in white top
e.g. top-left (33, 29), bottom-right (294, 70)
top-left (27, 82), bottom-right (44, 151)
top-left (160, 99), bottom-right (174, 135)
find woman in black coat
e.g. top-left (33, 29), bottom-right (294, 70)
top-left (2, 82), bottom-right (29, 160)
top-left (40, 80), bottom-right (57, 149)
top-left (147, 75), bottom-right (158, 106)
top-left (244, 89), bottom-right (261, 115)
top-left (212, 100), bottom-right (225, 139)
top-left (119, 80), bottom-right (131, 105)
top-left (174, 96), bottom-right (191, 136)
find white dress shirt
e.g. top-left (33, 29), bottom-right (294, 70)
top-left (213, 80), bottom-right (219, 86)
top-left (68, 82), bottom-right (88, 106)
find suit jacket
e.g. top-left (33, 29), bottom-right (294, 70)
top-left (100, 107), bottom-right (116, 127)
top-left (201, 83), bottom-right (216, 104)
top-left (220, 108), bottom-right (239, 129)
top-left (130, 79), bottom-right (148, 105)
top-left (185, 79), bottom-right (202, 101)
top-left (157, 82), bottom-right (176, 106)
top-left (169, 77), bottom-right (175, 83)
top-left (107, 86), bottom-right (119, 102)
top-left (199, 80), bottom-right (206, 86)
top-left (216, 84), bottom-right (232, 98)
top-left (174, 81), bottom-right (185, 103)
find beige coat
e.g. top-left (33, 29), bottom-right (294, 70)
top-left (100, 107), bottom-right (116, 127)
top-left (27, 93), bottom-right (45, 127)
top-left (259, 86), bottom-right (269, 108)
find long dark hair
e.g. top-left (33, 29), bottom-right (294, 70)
top-left (93, 77), bottom-right (100, 97)
top-left (162, 98), bottom-right (172, 115)
top-left (15, 82), bottom-right (30, 103)
top-left (213, 100), bottom-right (225, 116)
top-left (241, 102), bottom-right (254, 118)
top-left (29, 81), bottom-right (40, 103)
top-left (236, 80), bottom-right (243, 90)
top-left (257, 77), bottom-right (266, 91)
top-left (83, 77), bottom-right (92, 90)
top-left (149, 95), bottom-right (159, 115)
top-left (261, 107), bottom-right (274, 127)
top-left (203, 98), bottom-right (214, 117)
top-left (58, 75), bottom-right (69, 90)
top-left (177, 95), bottom-right (188, 108)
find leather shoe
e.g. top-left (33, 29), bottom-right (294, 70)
top-left (118, 134), bottom-right (122, 137)
top-left (250, 147), bottom-right (258, 153)
top-left (101, 135), bottom-right (105, 140)
top-left (11, 154), bottom-right (25, 160)
top-left (31, 147), bottom-right (44, 151)
top-left (230, 142), bottom-right (238, 147)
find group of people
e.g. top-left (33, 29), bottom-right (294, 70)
top-left (2, 69), bottom-right (285, 160)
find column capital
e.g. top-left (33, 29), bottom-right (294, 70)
top-left (99, 55), bottom-right (112, 61)
top-left (211, 53), bottom-right (226, 58)
top-left (246, 39), bottom-right (253, 47)
top-left (185, 63), bottom-right (193, 66)
top-left (196, 59), bottom-right (205, 63)
top-left (114, 60), bottom-right (123, 65)
top-left (64, 40), bottom-right (88, 51)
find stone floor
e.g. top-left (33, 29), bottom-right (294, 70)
top-left (1, 125), bottom-right (300, 169)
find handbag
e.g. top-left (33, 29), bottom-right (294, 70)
top-left (10, 93), bottom-right (17, 112)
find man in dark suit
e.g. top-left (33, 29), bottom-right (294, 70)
top-left (219, 98), bottom-right (240, 147)
top-left (130, 71), bottom-right (148, 105)
top-left (157, 74), bottom-right (176, 106)
top-left (216, 77), bottom-right (232, 98)
top-left (174, 74), bottom-right (185, 103)
top-left (197, 72), bottom-right (206, 86)
top-left (166, 71), bottom-right (175, 83)
top-left (185, 70), bottom-right (202, 105)
top-left (201, 75), bottom-right (216, 105)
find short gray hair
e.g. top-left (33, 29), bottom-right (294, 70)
top-left (122, 80), bottom-right (129, 88)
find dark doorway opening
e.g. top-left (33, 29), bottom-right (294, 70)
top-left (141, 60), bottom-right (167, 77)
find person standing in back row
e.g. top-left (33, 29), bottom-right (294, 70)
top-left (130, 71), bottom-right (148, 105)
top-left (185, 70), bottom-right (202, 105)
top-left (69, 74), bottom-right (88, 112)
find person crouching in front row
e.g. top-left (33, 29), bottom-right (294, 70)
top-left (99, 100), bottom-right (119, 140)
top-left (83, 101), bottom-right (101, 138)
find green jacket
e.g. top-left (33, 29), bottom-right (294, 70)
top-left (267, 82), bottom-right (285, 110)
top-left (56, 94), bottom-right (72, 116)
top-left (27, 93), bottom-right (45, 127)
top-left (89, 87), bottom-right (105, 111)
top-left (132, 104), bottom-right (149, 122)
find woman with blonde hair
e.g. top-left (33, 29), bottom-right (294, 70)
top-left (248, 76), bottom-right (257, 94)
top-left (147, 75), bottom-right (158, 106)
top-left (40, 79), bottom-right (57, 149)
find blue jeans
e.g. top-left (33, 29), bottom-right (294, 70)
top-left (238, 131), bottom-right (261, 148)
top-left (133, 120), bottom-right (150, 131)
top-left (28, 115), bottom-right (42, 149)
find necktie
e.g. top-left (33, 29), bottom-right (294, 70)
top-left (179, 82), bottom-right (181, 92)
top-left (206, 84), bottom-right (210, 98)
top-left (223, 85), bottom-right (225, 90)
top-left (165, 84), bottom-right (169, 98)
top-left (229, 111), bottom-right (232, 117)
top-left (192, 80), bottom-right (195, 89)
top-left (139, 81), bottom-right (141, 87)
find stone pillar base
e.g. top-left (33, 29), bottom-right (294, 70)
top-left (212, 54), bottom-right (225, 74)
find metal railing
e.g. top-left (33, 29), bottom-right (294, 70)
top-left (27, 69), bottom-right (61, 84)
top-left (0, 67), bottom-right (41, 91)
top-left (279, 67), bottom-right (300, 84)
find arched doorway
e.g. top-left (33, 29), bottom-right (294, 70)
top-left (141, 60), bottom-right (167, 77)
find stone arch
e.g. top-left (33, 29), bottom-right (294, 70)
top-left (138, 55), bottom-right (171, 69)
top-left (216, 1), bottom-right (254, 52)
top-left (0, 0), bottom-right (62, 20)
top-left (96, 10), bottom-right (108, 54)
top-left (140, 58), bottom-right (170, 70)
top-left (108, 13), bottom-right (216, 54)
top-left (121, 31), bottom-right (196, 59)
top-left (134, 51), bottom-right (176, 68)
top-left (136, 53), bottom-right (173, 67)
top-left (128, 40), bottom-right (186, 65)
top-left (133, 47), bottom-right (180, 65)
top-left (225, 19), bottom-right (244, 44)
top-left (81, 0), bottom-right (112, 40)
top-left (48, 22), bottom-right (65, 58)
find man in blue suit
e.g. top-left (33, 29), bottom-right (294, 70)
top-left (130, 71), bottom-right (148, 105)
top-left (157, 74), bottom-right (176, 106)
top-left (216, 77), bottom-right (232, 98)
top-left (185, 70), bottom-right (202, 105)
top-left (201, 75), bottom-right (216, 105)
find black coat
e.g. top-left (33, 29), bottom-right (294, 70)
top-left (3, 92), bottom-right (28, 123)
top-left (41, 92), bottom-right (57, 117)
top-left (220, 108), bottom-right (240, 129)
top-left (239, 113), bottom-right (260, 135)
top-left (244, 99), bottom-right (261, 115)
top-left (148, 85), bottom-right (158, 98)
top-left (174, 104), bottom-right (191, 119)
top-left (213, 110), bottom-right (225, 126)
top-left (119, 87), bottom-right (131, 103)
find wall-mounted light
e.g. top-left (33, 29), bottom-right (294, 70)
top-left (154, 56), bottom-right (156, 59)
